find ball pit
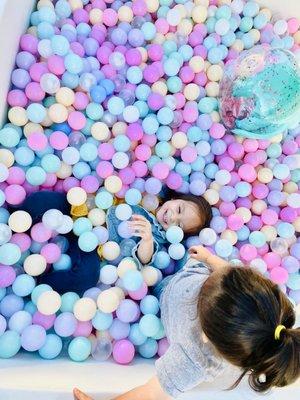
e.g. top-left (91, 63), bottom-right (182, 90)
top-left (0, 0), bottom-right (299, 365)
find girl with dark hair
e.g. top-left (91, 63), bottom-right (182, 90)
top-left (74, 245), bottom-right (300, 400)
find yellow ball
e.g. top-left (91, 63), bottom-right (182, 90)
top-left (151, 81), bottom-right (168, 96)
top-left (293, 217), bottom-right (300, 232)
top-left (27, 26), bottom-right (37, 36)
top-left (189, 56), bottom-right (205, 73)
top-left (231, 39), bottom-right (244, 52)
top-left (91, 122), bottom-right (110, 141)
top-left (249, 29), bottom-right (260, 43)
top-left (73, 298), bottom-right (97, 321)
top-left (207, 65), bottom-right (223, 81)
top-left (118, 6), bottom-right (133, 22)
top-left (166, 9), bottom-right (182, 27)
top-left (67, 187), bottom-right (87, 206)
top-left (235, 207), bottom-right (252, 223)
top-left (260, 8), bottom-right (272, 21)
top-left (283, 182), bottom-right (298, 194)
top-left (117, 257), bottom-right (137, 278)
top-left (184, 83), bottom-right (200, 101)
top-left (48, 103), bottom-right (68, 123)
top-left (191, 5), bottom-right (208, 23)
top-left (56, 87), bottom-right (75, 107)
top-left (104, 175), bottom-right (122, 194)
top-left (178, 18), bottom-right (193, 35)
top-left (69, 0), bottom-right (83, 10)
top-left (56, 162), bottom-right (72, 179)
top-left (89, 8), bottom-right (103, 25)
top-left (141, 266), bottom-right (159, 286)
top-left (88, 208), bottom-right (106, 226)
top-left (171, 132), bottom-right (188, 149)
top-left (102, 241), bottom-right (120, 261)
top-left (221, 229), bottom-right (238, 245)
top-left (204, 189), bottom-right (219, 205)
top-left (252, 200), bottom-right (267, 215)
top-left (8, 107), bottom-right (28, 126)
top-left (110, 287), bottom-right (125, 301)
top-left (37, 0), bottom-right (54, 9)
top-left (8, 211), bottom-right (32, 233)
top-left (294, 31), bottom-right (300, 45)
top-left (261, 226), bottom-right (277, 242)
top-left (112, 122), bottom-right (126, 136)
top-left (147, 0), bottom-right (159, 13)
top-left (270, 133), bottom-right (283, 143)
top-left (24, 254), bottom-right (47, 276)
top-left (97, 289), bottom-right (120, 313)
top-left (0, 149), bottom-right (14, 167)
top-left (138, 47), bottom-right (147, 63)
top-left (257, 168), bottom-right (273, 183)
top-left (195, 0), bottom-right (209, 6)
top-left (210, 182), bottom-right (221, 191)
top-left (211, 110), bottom-right (221, 122)
top-left (153, 33), bottom-right (164, 45)
top-left (206, 81), bottom-right (219, 97)
top-left (24, 123), bottom-right (43, 138)
top-left (37, 291), bottom-right (61, 316)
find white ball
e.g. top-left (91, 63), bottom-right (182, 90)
top-left (8, 211), bottom-right (32, 233)
top-left (141, 266), bottom-right (159, 286)
top-left (56, 215), bottom-right (74, 234)
top-left (0, 223), bottom-right (12, 245)
top-left (102, 241), bottom-right (120, 261)
top-left (73, 298), bottom-right (97, 321)
top-left (97, 289), bottom-right (120, 313)
top-left (67, 187), bottom-right (87, 206)
top-left (42, 209), bottom-right (64, 230)
top-left (88, 208), bottom-right (106, 226)
top-left (37, 290), bottom-right (61, 315)
top-left (104, 175), bottom-right (122, 194)
top-left (199, 228), bottom-right (217, 246)
top-left (115, 204), bottom-right (132, 221)
top-left (100, 264), bottom-right (118, 285)
top-left (109, 286), bottom-right (125, 301)
top-left (24, 254), bottom-right (47, 276)
top-left (117, 257), bottom-right (137, 278)
top-left (0, 163), bottom-right (9, 182)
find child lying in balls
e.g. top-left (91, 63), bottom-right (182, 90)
top-left (73, 245), bottom-right (300, 400)
top-left (10, 190), bottom-right (212, 294)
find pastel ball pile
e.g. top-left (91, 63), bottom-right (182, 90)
top-left (0, 0), bottom-right (300, 363)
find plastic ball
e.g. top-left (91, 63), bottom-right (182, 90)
top-left (0, 331), bottom-right (21, 358)
top-left (24, 254), bottom-right (47, 276)
top-left (38, 334), bottom-right (63, 359)
top-left (21, 324), bottom-right (46, 351)
top-left (91, 337), bottom-right (113, 361)
top-left (68, 337), bottom-right (91, 362)
top-left (102, 241), bottom-right (120, 261)
top-left (112, 339), bottom-right (135, 365)
top-left (37, 290), bottom-right (61, 315)
top-left (73, 298), bottom-right (97, 322)
top-left (8, 211), bottom-right (32, 233)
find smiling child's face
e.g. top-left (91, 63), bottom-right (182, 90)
top-left (156, 199), bottom-right (202, 233)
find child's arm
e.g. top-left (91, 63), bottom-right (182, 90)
top-left (188, 245), bottom-right (229, 270)
top-left (128, 215), bottom-right (154, 265)
top-left (73, 376), bottom-right (171, 400)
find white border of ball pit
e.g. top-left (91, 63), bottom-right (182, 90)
top-left (0, 0), bottom-right (300, 399)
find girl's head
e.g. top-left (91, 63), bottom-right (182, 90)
top-left (199, 266), bottom-right (300, 392)
top-left (156, 190), bottom-right (212, 235)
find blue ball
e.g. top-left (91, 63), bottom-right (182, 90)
top-left (100, 79), bottom-right (115, 95)
top-left (125, 189), bottom-right (142, 206)
top-left (12, 274), bottom-right (36, 297)
top-left (73, 217), bottom-right (93, 236)
top-left (129, 323), bottom-right (147, 346)
top-left (78, 232), bottom-right (99, 252)
top-left (0, 127), bottom-right (20, 148)
top-left (26, 166), bottom-right (46, 185)
top-left (138, 338), bottom-right (158, 358)
top-left (140, 295), bottom-right (160, 315)
top-left (95, 191), bottom-right (114, 209)
top-left (92, 311), bottom-right (113, 330)
top-left (60, 292), bottom-right (80, 313)
top-left (31, 284), bottom-right (52, 305)
top-left (166, 226), bottom-right (184, 244)
top-left (39, 334), bottom-right (63, 359)
top-left (68, 337), bottom-right (91, 362)
top-left (8, 311), bottom-right (32, 334)
top-left (139, 315), bottom-right (160, 337)
top-left (27, 103), bottom-right (47, 123)
top-left (65, 53), bottom-right (83, 74)
top-left (0, 294), bottom-right (24, 318)
top-left (0, 243), bottom-right (21, 265)
top-left (168, 243), bottom-right (186, 260)
top-left (90, 85), bottom-right (107, 103)
top-left (53, 254), bottom-right (72, 271)
top-left (0, 331), bottom-right (21, 358)
top-left (107, 96), bottom-right (125, 115)
top-left (154, 251), bottom-right (171, 270)
top-left (123, 270), bottom-right (143, 291)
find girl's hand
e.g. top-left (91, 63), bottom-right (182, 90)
top-left (128, 215), bottom-right (153, 242)
top-left (73, 388), bottom-right (93, 400)
top-left (188, 245), bottom-right (211, 262)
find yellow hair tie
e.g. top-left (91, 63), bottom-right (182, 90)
top-left (274, 325), bottom-right (286, 340)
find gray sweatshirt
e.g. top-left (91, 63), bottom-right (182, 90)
top-left (155, 261), bottom-right (225, 397)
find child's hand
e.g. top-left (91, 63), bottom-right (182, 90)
top-left (128, 215), bottom-right (153, 242)
top-left (188, 245), bottom-right (211, 262)
top-left (73, 388), bottom-right (94, 400)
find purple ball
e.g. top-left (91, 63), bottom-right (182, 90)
top-left (93, 226), bottom-right (109, 244)
top-left (11, 68), bottom-right (31, 89)
top-left (185, 236), bottom-right (201, 248)
top-left (116, 299), bottom-right (139, 323)
top-left (128, 29), bottom-right (144, 47)
top-left (21, 324), bottom-right (46, 351)
top-left (16, 51), bottom-right (36, 70)
top-left (109, 319), bottom-right (130, 340)
top-left (0, 266), bottom-right (16, 288)
top-left (145, 177), bottom-right (162, 195)
top-left (189, 180), bottom-right (206, 195)
top-left (0, 314), bottom-right (7, 335)
top-left (54, 312), bottom-right (78, 337)
top-left (0, 294), bottom-right (24, 318)
top-left (83, 38), bottom-right (99, 56)
top-left (111, 28), bottom-right (127, 45)
top-left (83, 287), bottom-right (101, 301)
top-left (197, 114), bottom-right (212, 130)
top-left (290, 243), bottom-right (300, 260)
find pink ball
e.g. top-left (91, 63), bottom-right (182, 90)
top-left (73, 321), bottom-right (93, 337)
top-left (263, 252), bottom-right (281, 270)
top-left (252, 183), bottom-right (269, 200)
top-left (98, 143), bottom-right (115, 160)
top-left (238, 164), bottom-right (257, 183)
top-left (227, 214), bottom-right (244, 231)
top-left (210, 123), bottom-right (225, 139)
top-left (125, 49), bottom-right (142, 66)
top-left (74, 92), bottom-right (89, 110)
top-left (7, 167), bottom-right (26, 185)
top-left (29, 62), bottom-right (49, 82)
top-left (147, 44), bottom-right (163, 61)
top-left (7, 89), bottom-right (28, 107)
top-left (239, 244), bottom-right (257, 262)
top-left (102, 9), bottom-right (118, 27)
top-left (49, 131), bottom-right (69, 150)
top-left (5, 185), bottom-right (26, 205)
top-left (152, 162), bottom-right (170, 180)
top-left (261, 209), bottom-right (278, 225)
top-left (10, 233), bottom-right (31, 252)
top-left (158, 338), bottom-right (169, 357)
top-left (32, 311), bottom-right (56, 330)
top-left (166, 172), bottom-right (183, 190)
top-left (119, 168), bottom-right (136, 185)
top-left (219, 202), bottom-right (236, 217)
top-left (280, 207), bottom-right (297, 223)
top-left (270, 267), bottom-right (289, 285)
top-left (228, 143), bottom-right (244, 160)
top-left (181, 146), bottom-right (197, 163)
top-left (0, 265), bottom-right (16, 288)
top-left (42, 173), bottom-right (57, 188)
top-left (243, 139), bottom-right (259, 153)
top-left (128, 282), bottom-right (148, 300)
top-left (113, 340), bottom-right (135, 365)
top-left (31, 223), bottom-right (52, 243)
top-left (141, 134), bottom-right (157, 147)
top-left (63, 177), bottom-right (80, 192)
top-left (41, 243), bottom-right (61, 263)
top-left (218, 156), bottom-right (234, 171)
top-left (25, 82), bottom-right (45, 102)
top-left (68, 111), bottom-right (86, 130)
top-left (126, 123), bottom-right (143, 141)
top-left (135, 144), bottom-right (151, 161)
top-left (81, 175), bottom-right (100, 193)
top-left (132, 161), bottom-right (148, 177)
top-left (47, 55), bottom-right (66, 75)
top-left (96, 161), bottom-right (114, 179)
top-left (27, 132), bottom-right (48, 151)
top-left (287, 18), bottom-right (300, 34)
top-left (20, 34), bottom-right (38, 54)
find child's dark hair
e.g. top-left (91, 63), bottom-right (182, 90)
top-left (163, 189), bottom-right (212, 235)
top-left (199, 266), bottom-right (300, 392)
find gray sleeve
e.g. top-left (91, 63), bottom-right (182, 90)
top-left (155, 343), bottom-right (205, 398)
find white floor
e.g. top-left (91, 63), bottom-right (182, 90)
top-left (0, 352), bottom-right (299, 400)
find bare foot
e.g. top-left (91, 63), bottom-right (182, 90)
top-left (73, 388), bottom-right (94, 400)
